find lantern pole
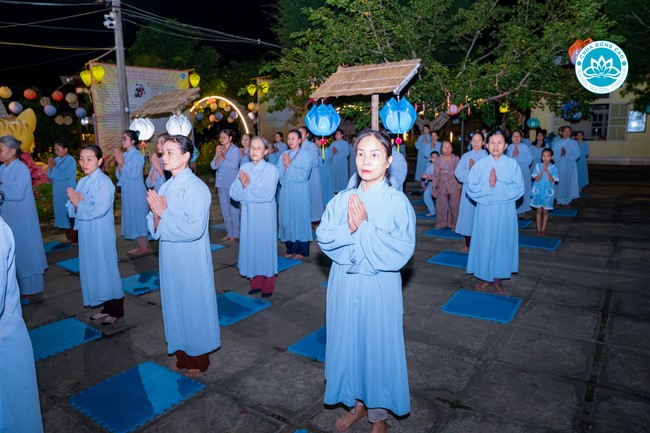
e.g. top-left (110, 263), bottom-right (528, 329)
top-left (371, 94), bottom-right (379, 131)
top-left (111, 0), bottom-right (130, 132)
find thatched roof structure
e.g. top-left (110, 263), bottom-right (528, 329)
top-left (310, 59), bottom-right (421, 99)
top-left (131, 87), bottom-right (200, 117)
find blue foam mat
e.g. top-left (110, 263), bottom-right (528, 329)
top-left (411, 199), bottom-right (425, 206)
top-left (550, 208), bottom-right (578, 217)
top-left (416, 212), bottom-right (436, 220)
top-left (210, 243), bottom-right (226, 252)
top-left (122, 271), bottom-right (160, 295)
top-left (427, 251), bottom-right (468, 269)
top-left (217, 292), bottom-right (272, 326)
top-left (518, 235), bottom-right (561, 250)
top-left (518, 219), bottom-right (532, 229)
top-left (30, 318), bottom-right (102, 362)
top-left (322, 281), bottom-right (328, 288)
top-left (69, 361), bottom-right (204, 433)
top-left (423, 228), bottom-right (463, 240)
top-left (44, 241), bottom-right (72, 253)
top-left (288, 326), bottom-right (326, 362)
top-left (55, 257), bottom-right (80, 273)
top-left (278, 255), bottom-right (302, 272)
top-left (442, 290), bottom-right (522, 324)
top-left (209, 223), bottom-right (226, 230)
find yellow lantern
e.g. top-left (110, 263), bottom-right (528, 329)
top-left (80, 70), bottom-right (92, 87)
top-left (210, 103), bottom-right (218, 111)
top-left (0, 86), bottom-right (12, 99)
top-left (247, 102), bottom-right (256, 111)
top-left (259, 82), bottom-right (269, 94)
top-left (246, 84), bottom-right (257, 96)
top-left (92, 65), bottom-right (105, 84)
top-left (218, 100), bottom-right (227, 109)
top-left (499, 103), bottom-right (509, 113)
top-left (189, 72), bottom-right (200, 88)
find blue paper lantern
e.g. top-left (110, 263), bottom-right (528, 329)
top-left (215, 112), bottom-right (223, 121)
top-left (194, 112), bottom-right (203, 121)
top-left (526, 117), bottom-right (540, 129)
top-left (305, 104), bottom-right (340, 137)
top-left (379, 97), bottom-right (417, 134)
top-left (75, 107), bottom-right (87, 118)
top-left (8, 101), bottom-right (23, 115)
top-left (44, 104), bottom-right (57, 117)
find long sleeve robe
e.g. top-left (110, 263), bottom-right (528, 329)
top-left (147, 168), bottom-right (220, 356)
top-left (275, 148), bottom-right (312, 243)
top-left (145, 164), bottom-right (165, 192)
top-left (466, 155), bottom-right (524, 282)
top-left (316, 180), bottom-right (415, 417)
top-left (229, 160), bottom-right (279, 278)
top-left (0, 217), bottom-right (43, 433)
top-left (319, 146), bottom-right (334, 205)
top-left (47, 153), bottom-right (76, 229)
top-left (330, 139), bottom-right (350, 193)
top-left (454, 148), bottom-right (488, 236)
top-left (115, 147), bottom-right (149, 239)
top-left (389, 146), bottom-right (408, 192)
top-left (506, 143), bottom-right (534, 213)
top-left (432, 154), bottom-right (461, 229)
top-left (301, 139), bottom-right (324, 221)
top-left (577, 140), bottom-right (589, 190)
top-left (552, 138), bottom-right (581, 205)
top-left (211, 144), bottom-right (242, 238)
top-left (66, 169), bottom-right (123, 307)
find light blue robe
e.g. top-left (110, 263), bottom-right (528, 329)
top-left (348, 143), bottom-right (357, 179)
top-left (0, 218), bottom-right (43, 433)
top-left (454, 149), bottom-right (488, 236)
top-left (301, 139), bottom-right (324, 221)
top-left (316, 180), bottom-right (415, 416)
top-left (506, 143), bottom-right (534, 213)
top-left (423, 161), bottom-right (436, 215)
top-left (415, 136), bottom-right (441, 179)
top-left (145, 165), bottom-right (165, 192)
top-left (147, 168), bottom-right (220, 356)
top-left (330, 139), bottom-right (350, 192)
top-left (268, 142), bottom-right (287, 166)
top-left (211, 144), bottom-right (241, 238)
top-left (577, 140), bottom-right (589, 190)
top-left (0, 159), bottom-right (47, 295)
top-left (239, 148), bottom-right (251, 167)
top-left (47, 154), bottom-right (76, 229)
top-left (389, 146), bottom-right (408, 192)
top-left (276, 148), bottom-right (312, 242)
top-left (66, 169), bottom-right (123, 307)
top-left (466, 155), bottom-right (524, 282)
top-left (115, 147), bottom-right (149, 239)
top-left (230, 161), bottom-right (279, 278)
top-left (530, 143), bottom-right (548, 166)
top-left (319, 146), bottom-right (334, 205)
top-left (552, 138), bottom-right (581, 205)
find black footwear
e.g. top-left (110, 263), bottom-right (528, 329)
top-left (248, 289), bottom-right (261, 295)
top-left (261, 292), bottom-right (273, 298)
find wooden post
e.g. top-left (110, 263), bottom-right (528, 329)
top-left (112, 0), bottom-right (130, 132)
top-left (371, 93), bottom-right (379, 131)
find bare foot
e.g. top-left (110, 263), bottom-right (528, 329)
top-left (284, 253), bottom-right (294, 258)
top-left (460, 246), bottom-right (469, 253)
top-left (129, 247), bottom-right (151, 256)
top-left (494, 282), bottom-right (506, 294)
top-left (170, 361), bottom-right (180, 372)
top-left (293, 254), bottom-right (304, 259)
top-left (370, 420), bottom-right (388, 433)
top-left (475, 281), bottom-right (492, 291)
top-left (335, 406), bottom-right (367, 432)
top-left (221, 236), bottom-right (231, 241)
top-left (184, 369), bottom-right (202, 378)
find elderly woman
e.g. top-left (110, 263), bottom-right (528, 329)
top-left (147, 135), bottom-right (220, 377)
top-left (0, 135), bottom-right (47, 297)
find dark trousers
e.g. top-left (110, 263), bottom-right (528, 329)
top-left (285, 241), bottom-right (310, 257)
top-left (175, 350), bottom-right (210, 372)
top-left (100, 297), bottom-right (124, 318)
top-left (250, 275), bottom-right (277, 294)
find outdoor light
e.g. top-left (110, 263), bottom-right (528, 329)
top-left (92, 65), bottom-right (105, 84)
top-left (80, 70), bottom-right (92, 87)
top-left (379, 97), bottom-right (417, 153)
top-left (305, 103), bottom-right (341, 159)
top-left (189, 72), bottom-right (200, 88)
top-left (103, 12), bottom-right (115, 29)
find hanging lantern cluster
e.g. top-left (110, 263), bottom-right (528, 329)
top-left (379, 97), bottom-right (417, 153)
top-left (305, 103), bottom-right (341, 159)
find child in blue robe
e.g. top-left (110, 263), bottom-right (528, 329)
top-left (47, 137), bottom-right (77, 243)
top-left (230, 137), bottom-right (279, 297)
top-left (466, 130), bottom-right (524, 294)
top-left (147, 135), bottom-right (220, 377)
top-left (317, 129), bottom-right (415, 433)
top-left (330, 129), bottom-right (350, 193)
top-left (210, 128), bottom-right (241, 241)
top-left (67, 145), bottom-right (124, 325)
top-left (422, 150), bottom-right (439, 216)
top-left (114, 130), bottom-right (150, 255)
top-left (276, 130), bottom-right (312, 258)
top-left (0, 216), bottom-right (44, 433)
top-left (530, 148), bottom-right (559, 235)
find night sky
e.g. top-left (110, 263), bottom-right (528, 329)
top-left (1, 0), bottom-right (278, 92)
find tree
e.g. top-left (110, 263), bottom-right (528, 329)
top-left (263, 0), bottom-right (619, 129)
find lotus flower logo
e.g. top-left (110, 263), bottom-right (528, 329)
top-left (582, 55), bottom-right (621, 80)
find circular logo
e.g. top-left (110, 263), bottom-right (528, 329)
top-left (575, 41), bottom-right (628, 94)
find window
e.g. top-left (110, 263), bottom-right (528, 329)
top-left (591, 104), bottom-right (609, 140)
top-left (608, 103), bottom-right (628, 141)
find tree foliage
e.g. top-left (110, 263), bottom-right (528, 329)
top-left (263, 0), bottom-right (620, 129)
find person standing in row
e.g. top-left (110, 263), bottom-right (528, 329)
top-left (330, 129), bottom-right (350, 193)
top-left (421, 150), bottom-right (439, 217)
top-left (147, 135), bottom-right (220, 377)
top-left (114, 130), bottom-right (150, 256)
top-left (230, 136), bottom-right (279, 297)
top-left (239, 133), bottom-right (252, 166)
top-left (0, 136), bottom-right (47, 298)
top-left (506, 130), bottom-right (533, 215)
top-left (47, 137), bottom-right (77, 244)
top-left (276, 129), bottom-right (312, 259)
top-left (575, 130), bottom-right (589, 191)
top-left (211, 129), bottom-right (241, 241)
top-left (530, 148), bottom-right (559, 236)
top-left (431, 140), bottom-right (461, 229)
top-left (299, 126), bottom-right (324, 224)
top-left (552, 126), bottom-right (580, 206)
top-left (67, 145), bottom-right (124, 325)
top-left (267, 132), bottom-right (287, 166)
top-left (146, 133), bottom-right (170, 193)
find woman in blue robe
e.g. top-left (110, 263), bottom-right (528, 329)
top-left (454, 132), bottom-right (488, 250)
top-left (0, 216), bottom-right (44, 433)
top-left (506, 130), bottom-right (534, 214)
top-left (145, 133), bottom-right (169, 193)
top-left (47, 137), bottom-right (77, 243)
top-left (575, 131), bottom-right (589, 191)
top-left (389, 144), bottom-right (408, 192)
top-left (276, 130), bottom-right (312, 258)
top-left (147, 135), bottom-right (220, 377)
top-left (114, 130), bottom-right (150, 255)
top-left (552, 126), bottom-right (581, 206)
top-left (210, 128), bottom-right (241, 241)
top-left (330, 129), bottom-right (350, 193)
top-left (67, 145), bottom-right (124, 325)
top-left (466, 130), bottom-right (524, 294)
top-left (319, 144), bottom-right (334, 205)
top-left (239, 133), bottom-right (252, 167)
top-left (0, 135), bottom-right (47, 296)
top-left (299, 126), bottom-right (324, 222)
top-left (316, 129), bottom-right (415, 433)
top-left (230, 137), bottom-right (279, 297)
top-left (530, 131), bottom-right (549, 165)
top-left (267, 132), bottom-right (287, 166)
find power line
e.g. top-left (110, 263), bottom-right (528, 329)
top-left (0, 0), bottom-right (103, 5)
top-left (0, 41), bottom-right (113, 50)
top-left (0, 20), bottom-right (112, 33)
top-left (0, 9), bottom-right (105, 29)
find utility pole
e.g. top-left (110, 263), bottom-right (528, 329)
top-left (111, 0), bottom-right (130, 132)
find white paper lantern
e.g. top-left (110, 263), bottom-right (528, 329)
top-left (165, 114), bottom-right (192, 136)
top-left (129, 117), bottom-right (156, 141)
top-left (63, 116), bottom-right (73, 125)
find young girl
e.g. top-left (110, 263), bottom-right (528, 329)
top-left (146, 133), bottom-right (169, 192)
top-left (275, 129), bottom-right (312, 258)
top-left (230, 137), bottom-right (279, 297)
top-left (466, 130), bottom-right (524, 294)
top-left (454, 132), bottom-right (488, 250)
top-left (67, 145), bottom-right (124, 325)
top-left (432, 140), bottom-right (461, 229)
top-left (316, 129), bottom-right (415, 433)
top-left (530, 148), bottom-right (559, 236)
top-left (210, 129), bottom-right (241, 241)
top-left (47, 137), bottom-right (77, 243)
top-left (421, 150), bottom-right (439, 216)
top-left (114, 129), bottom-right (150, 256)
